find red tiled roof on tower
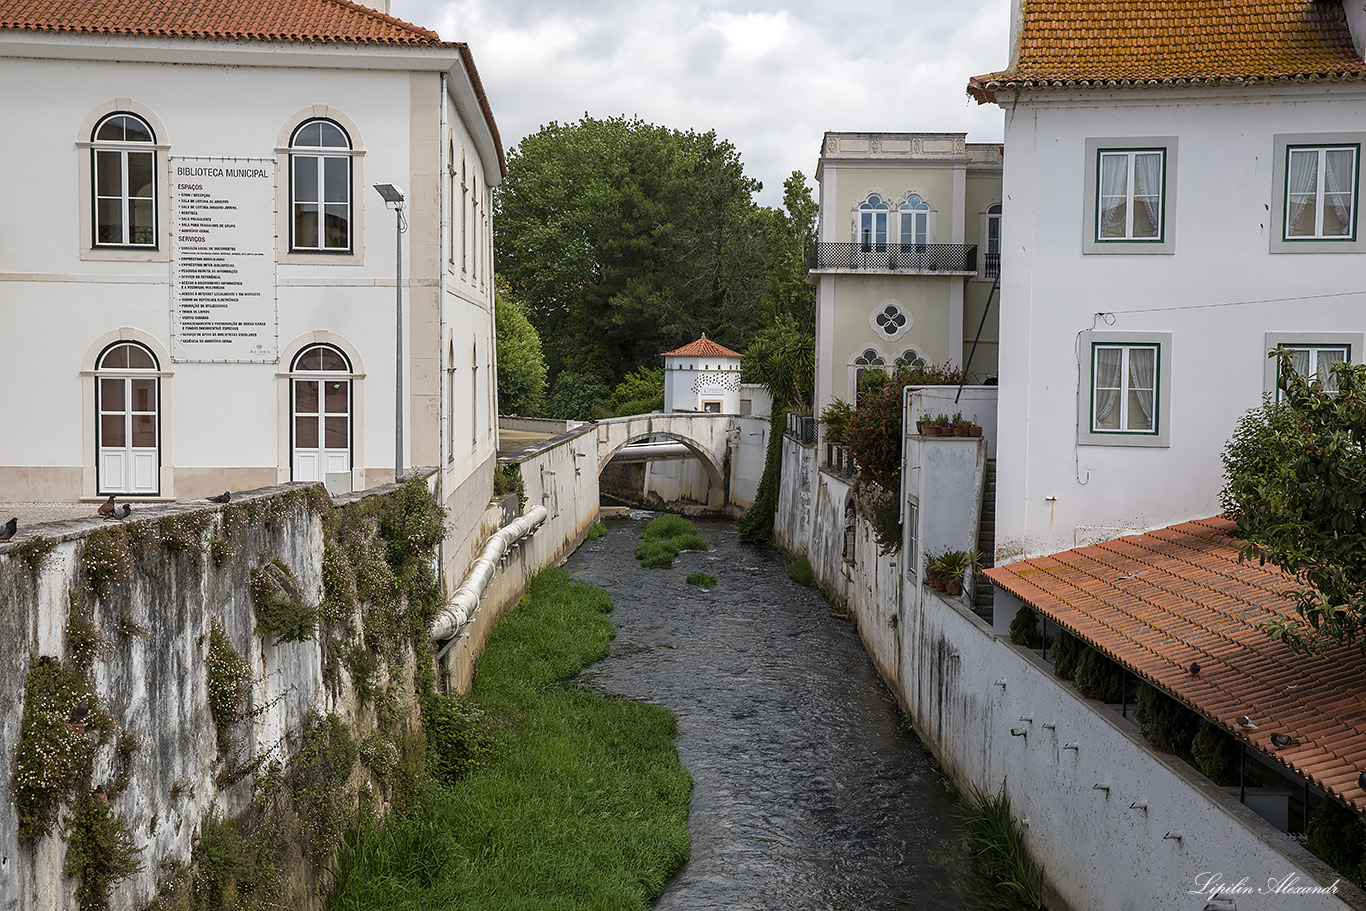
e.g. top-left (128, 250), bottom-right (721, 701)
top-left (0, 0), bottom-right (444, 45)
top-left (986, 516), bottom-right (1366, 813)
top-left (968, 0), bottom-right (1366, 104)
top-left (661, 334), bottom-right (743, 359)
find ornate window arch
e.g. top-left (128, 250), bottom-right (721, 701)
top-left (983, 202), bottom-right (1002, 279)
top-left (290, 343), bottom-right (353, 481)
top-left (77, 100), bottom-right (171, 261)
top-left (850, 346), bottom-right (888, 397)
top-left (870, 300), bottom-right (912, 341)
top-left (856, 193), bottom-right (890, 249)
top-left (898, 194), bottom-right (932, 247)
top-left (96, 341), bottom-right (161, 495)
top-left (894, 347), bottom-right (927, 369)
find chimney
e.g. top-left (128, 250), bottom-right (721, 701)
top-left (1345, 0), bottom-right (1366, 59)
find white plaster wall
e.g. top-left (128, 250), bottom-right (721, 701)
top-left (995, 86), bottom-right (1366, 561)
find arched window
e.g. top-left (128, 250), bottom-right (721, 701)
top-left (93, 114), bottom-right (157, 247)
top-left (290, 120), bottom-right (351, 251)
top-left (858, 194), bottom-right (889, 250)
top-left (853, 347), bottom-right (887, 394)
top-left (291, 344), bottom-right (352, 481)
top-left (985, 203), bottom-right (1002, 278)
top-left (873, 302), bottom-right (909, 340)
top-left (97, 342), bottom-right (160, 494)
top-left (895, 348), bottom-right (927, 369)
top-left (899, 195), bottom-right (930, 247)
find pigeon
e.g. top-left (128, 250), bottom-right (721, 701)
top-left (91, 785), bottom-right (107, 806)
top-left (1269, 732), bottom-right (1299, 749)
top-left (1235, 715), bottom-right (1258, 730)
top-left (1360, 770), bottom-right (1366, 793)
top-left (68, 698), bottom-right (90, 724)
top-left (0, 517), bottom-right (16, 541)
top-left (1188, 661), bottom-right (1200, 677)
top-left (113, 504), bottom-right (131, 520)
top-left (98, 496), bottom-right (116, 518)
top-left (207, 491), bottom-right (231, 504)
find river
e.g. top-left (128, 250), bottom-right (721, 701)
top-left (568, 513), bottom-right (982, 911)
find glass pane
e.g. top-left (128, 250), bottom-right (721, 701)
top-left (96, 117), bottom-right (126, 141)
top-left (130, 199), bottom-right (154, 246)
top-left (295, 121), bottom-right (322, 147)
top-left (296, 347), bottom-right (321, 371)
top-left (96, 199), bottom-right (124, 243)
top-left (122, 116), bottom-right (152, 143)
top-left (318, 348), bottom-right (347, 371)
top-left (323, 206), bottom-right (349, 249)
top-left (294, 204), bottom-right (319, 248)
top-left (1287, 149), bottom-right (1319, 237)
top-left (101, 414), bottom-right (126, 447)
top-left (1093, 347), bottom-right (1123, 430)
top-left (318, 122), bottom-right (348, 148)
top-left (323, 158), bottom-right (348, 202)
top-left (1099, 154), bottom-right (1128, 238)
top-left (1126, 390), bottom-right (1154, 431)
top-left (1287, 195), bottom-right (1318, 237)
top-left (1132, 196), bottom-right (1159, 238)
top-left (95, 150), bottom-right (123, 196)
top-left (100, 345), bottom-right (129, 370)
top-left (1324, 193), bottom-right (1352, 236)
top-left (131, 379), bottom-right (156, 412)
top-left (1126, 348), bottom-right (1156, 432)
top-left (325, 416), bottom-right (348, 447)
top-left (294, 156), bottom-right (318, 202)
top-left (128, 153), bottom-right (154, 199)
top-left (325, 381), bottom-right (348, 414)
top-left (295, 380), bottom-right (319, 414)
top-left (125, 345), bottom-right (155, 369)
top-left (295, 415), bottom-right (318, 448)
top-left (101, 378), bottom-right (125, 410)
top-left (1319, 348), bottom-right (1348, 391)
top-left (131, 414), bottom-right (157, 448)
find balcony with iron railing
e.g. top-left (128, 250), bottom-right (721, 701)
top-left (983, 252), bottom-right (1000, 280)
top-left (807, 242), bottom-right (978, 275)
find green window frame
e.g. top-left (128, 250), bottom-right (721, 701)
top-left (1274, 344), bottom-right (1351, 400)
top-left (1094, 148), bottom-right (1166, 243)
top-left (1282, 144), bottom-right (1359, 242)
top-left (1090, 343), bottom-right (1161, 435)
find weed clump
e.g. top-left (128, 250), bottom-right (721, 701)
top-left (642, 515), bottom-right (694, 542)
top-left (686, 572), bottom-right (717, 588)
top-left (64, 796), bottom-right (143, 910)
top-left (83, 527), bottom-right (134, 598)
top-left (634, 516), bottom-right (707, 569)
top-left (585, 520), bottom-right (608, 541)
top-left (787, 557), bottom-right (816, 587)
top-left (249, 558), bottom-right (318, 642)
top-left (958, 781), bottom-right (1045, 909)
top-left (206, 621), bottom-right (251, 755)
top-left (421, 691), bottom-right (496, 785)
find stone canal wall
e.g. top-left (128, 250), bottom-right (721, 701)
top-left (776, 435), bottom-right (1366, 911)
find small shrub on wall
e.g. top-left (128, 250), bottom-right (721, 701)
top-left (1306, 797), bottom-right (1366, 888)
top-left (1191, 722), bottom-right (1241, 786)
top-left (1008, 606), bottom-right (1043, 649)
top-left (206, 621), bottom-right (251, 755)
top-left (1049, 628), bottom-right (1083, 680)
top-left (249, 559), bottom-right (318, 642)
top-left (1134, 682), bottom-right (1200, 756)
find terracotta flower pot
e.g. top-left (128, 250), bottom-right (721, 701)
top-left (968, 426), bottom-right (982, 438)
top-left (931, 574), bottom-right (948, 591)
top-left (924, 424), bottom-right (941, 436)
top-left (946, 578), bottom-right (963, 596)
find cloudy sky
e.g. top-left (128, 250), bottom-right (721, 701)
top-left (391, 0), bottom-right (1011, 208)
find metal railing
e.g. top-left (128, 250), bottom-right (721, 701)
top-left (984, 252), bottom-right (1000, 280)
top-left (825, 442), bottom-right (853, 476)
top-left (785, 411), bottom-right (817, 445)
top-left (807, 242), bottom-right (978, 273)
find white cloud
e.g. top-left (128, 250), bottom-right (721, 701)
top-left (394, 0), bottom-right (1010, 206)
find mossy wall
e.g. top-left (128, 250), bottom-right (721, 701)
top-left (0, 479), bottom-right (443, 911)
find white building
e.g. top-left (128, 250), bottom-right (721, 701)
top-left (0, 0), bottom-right (505, 583)
top-left (661, 335), bottom-right (743, 414)
top-left (809, 132), bottom-right (1002, 419)
top-left (968, 0), bottom-right (1366, 562)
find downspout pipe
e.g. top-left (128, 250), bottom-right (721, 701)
top-left (431, 504), bottom-right (549, 642)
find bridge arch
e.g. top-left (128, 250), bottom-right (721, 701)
top-left (598, 430), bottom-right (726, 488)
top-left (592, 414), bottom-right (737, 498)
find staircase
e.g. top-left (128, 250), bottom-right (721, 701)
top-left (972, 459), bottom-right (996, 621)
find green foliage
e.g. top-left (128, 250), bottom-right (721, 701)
top-left (787, 557), bottom-right (816, 587)
top-left (610, 365), bottom-right (665, 416)
top-left (206, 621), bottom-right (251, 755)
top-left (1008, 606), bottom-right (1043, 649)
top-left (760, 172), bottom-right (819, 334)
top-left (544, 370), bottom-right (612, 421)
top-left (346, 643), bottom-right (380, 706)
top-left (635, 517), bottom-right (706, 568)
top-left (333, 567), bottom-right (690, 911)
top-left (493, 463), bottom-right (526, 508)
top-left (685, 571), bottom-right (717, 588)
top-left (293, 713), bottom-right (357, 862)
top-left (857, 482), bottom-right (902, 556)
top-left (1191, 722), bottom-right (1241, 786)
top-left (66, 612), bottom-right (110, 669)
top-left (14, 535), bottom-right (56, 573)
top-left (1223, 356), bottom-right (1366, 653)
top-left (671, 533), bottom-right (708, 553)
top-left (377, 479), bottom-right (446, 574)
top-left (844, 360), bottom-right (966, 491)
top-left (584, 521), bottom-right (608, 541)
top-left (159, 513), bottom-right (211, 555)
top-left (190, 806), bottom-right (245, 910)
top-left (1050, 628), bottom-right (1083, 681)
top-left (819, 398), bottom-right (853, 445)
top-left (11, 656), bottom-right (112, 841)
top-left (635, 540), bottom-right (683, 569)
top-left (64, 796), bottom-right (143, 910)
top-left (1306, 797), bottom-right (1366, 887)
top-left (187, 805), bottom-right (285, 910)
top-left (494, 114), bottom-right (767, 385)
top-left (738, 407), bottom-right (786, 543)
top-left (421, 691), bottom-right (496, 786)
top-left (642, 515), bottom-right (695, 541)
top-left (1134, 682), bottom-right (1200, 755)
top-left (1072, 646), bottom-right (1125, 703)
top-left (958, 781), bottom-right (1045, 909)
top-left (495, 294), bottom-right (548, 415)
top-left (321, 542), bottom-right (359, 623)
top-left (358, 733), bottom-right (400, 783)
top-left (83, 526), bottom-right (134, 598)
top-left (249, 559), bottom-right (318, 642)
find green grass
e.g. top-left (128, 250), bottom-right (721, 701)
top-left (635, 516), bottom-right (707, 569)
top-left (685, 572), bottom-right (717, 589)
top-left (641, 515), bottom-right (695, 542)
top-left (635, 540), bottom-right (682, 569)
top-left (584, 521), bottom-right (608, 541)
top-left (958, 781), bottom-right (1045, 909)
top-left (330, 568), bottom-right (692, 911)
top-left (787, 557), bottom-right (816, 587)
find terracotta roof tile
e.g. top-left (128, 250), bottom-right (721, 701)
top-left (661, 334), bottom-right (743, 359)
top-left (0, 0), bottom-right (445, 45)
top-left (986, 516), bottom-right (1366, 813)
top-left (968, 0), bottom-right (1366, 103)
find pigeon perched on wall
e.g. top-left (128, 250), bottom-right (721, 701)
top-left (0, 517), bottom-right (16, 541)
top-left (1359, 770), bottom-right (1366, 793)
top-left (91, 785), bottom-right (107, 806)
top-left (69, 698), bottom-right (90, 724)
top-left (207, 491), bottom-right (231, 504)
top-left (1235, 715), bottom-right (1258, 730)
top-left (1188, 661), bottom-right (1200, 676)
top-left (113, 504), bottom-right (131, 520)
top-left (1269, 732), bottom-right (1299, 749)
top-left (98, 496), bottom-right (116, 518)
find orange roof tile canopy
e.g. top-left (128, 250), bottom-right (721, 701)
top-left (986, 517), bottom-right (1366, 812)
top-left (968, 0), bottom-right (1366, 103)
top-left (0, 0), bottom-right (443, 45)
top-left (661, 334), bottom-right (743, 359)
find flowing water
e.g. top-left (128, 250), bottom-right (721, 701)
top-left (569, 513), bottom-right (980, 911)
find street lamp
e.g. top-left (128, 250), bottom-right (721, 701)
top-left (373, 183), bottom-right (407, 481)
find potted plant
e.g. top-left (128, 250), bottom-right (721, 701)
top-left (938, 550), bottom-right (967, 594)
top-left (927, 552), bottom-right (950, 590)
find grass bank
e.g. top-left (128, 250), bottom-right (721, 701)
top-left (331, 568), bottom-right (692, 910)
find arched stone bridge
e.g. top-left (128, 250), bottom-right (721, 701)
top-left (594, 413), bottom-right (739, 489)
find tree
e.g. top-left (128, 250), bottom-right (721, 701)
top-left (494, 295), bottom-right (547, 415)
top-left (543, 371), bottom-right (611, 422)
top-left (1222, 352), bottom-right (1366, 654)
top-left (760, 172), bottom-right (819, 335)
top-left (494, 116), bottom-right (770, 386)
top-left (609, 366), bottom-right (664, 416)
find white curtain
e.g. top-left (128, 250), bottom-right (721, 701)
top-left (1094, 347), bottom-right (1123, 426)
top-left (1099, 155), bottom-right (1128, 237)
top-left (1318, 348), bottom-right (1347, 390)
top-left (1128, 347), bottom-right (1156, 429)
top-left (1133, 153), bottom-right (1162, 237)
top-left (1286, 150), bottom-right (1318, 235)
top-left (1324, 149), bottom-right (1355, 235)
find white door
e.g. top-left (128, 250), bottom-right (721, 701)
top-left (293, 376), bottom-right (350, 482)
top-left (99, 375), bottom-right (158, 494)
